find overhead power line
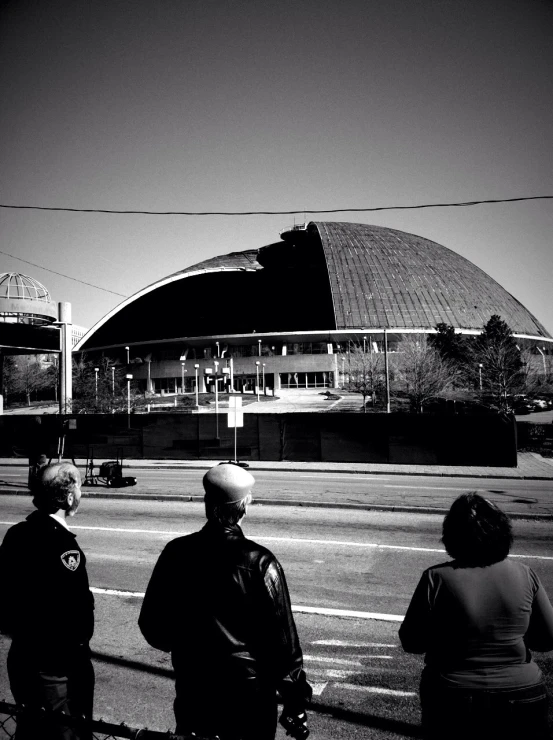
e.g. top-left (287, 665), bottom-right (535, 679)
top-left (0, 249), bottom-right (128, 298)
top-left (0, 195), bottom-right (551, 216)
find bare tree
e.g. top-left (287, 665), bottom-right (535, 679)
top-left (340, 346), bottom-right (385, 412)
top-left (396, 335), bottom-right (454, 412)
top-left (470, 315), bottom-right (524, 411)
top-left (72, 355), bottom-right (140, 413)
top-left (3, 355), bottom-right (49, 406)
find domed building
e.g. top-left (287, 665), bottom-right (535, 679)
top-left (75, 222), bottom-right (552, 394)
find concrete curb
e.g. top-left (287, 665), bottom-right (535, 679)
top-left (1, 487), bottom-right (551, 520)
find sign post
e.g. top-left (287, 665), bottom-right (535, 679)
top-left (227, 396), bottom-right (244, 463)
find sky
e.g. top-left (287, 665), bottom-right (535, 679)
top-left (1, 0), bottom-right (552, 336)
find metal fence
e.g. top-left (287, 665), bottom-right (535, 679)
top-left (0, 700), bottom-right (215, 740)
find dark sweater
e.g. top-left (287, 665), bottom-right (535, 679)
top-left (0, 511), bottom-right (94, 657)
top-left (399, 558), bottom-right (553, 689)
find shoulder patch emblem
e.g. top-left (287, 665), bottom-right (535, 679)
top-left (61, 550), bottom-right (81, 571)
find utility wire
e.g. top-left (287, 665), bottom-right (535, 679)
top-left (0, 249), bottom-right (128, 297)
top-left (0, 195), bottom-right (551, 216)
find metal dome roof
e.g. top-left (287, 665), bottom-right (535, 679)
top-left (308, 222), bottom-right (550, 337)
top-left (0, 272), bottom-right (52, 302)
top-left (76, 222), bottom-right (551, 352)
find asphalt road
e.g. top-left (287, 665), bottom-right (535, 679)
top-left (2, 465), bottom-right (553, 516)
top-left (1, 494), bottom-right (552, 739)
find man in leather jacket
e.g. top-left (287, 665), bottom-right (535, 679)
top-left (0, 462), bottom-right (95, 740)
top-left (139, 463), bottom-right (312, 740)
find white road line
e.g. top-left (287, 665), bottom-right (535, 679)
top-left (313, 640), bottom-right (397, 648)
top-left (89, 587), bottom-right (404, 620)
top-left (310, 682), bottom-right (328, 697)
top-left (304, 655), bottom-right (363, 667)
top-left (383, 484), bottom-right (461, 491)
top-left (305, 655), bottom-right (392, 665)
top-left (2, 521), bottom-right (553, 560)
top-left (293, 606), bottom-right (404, 621)
top-left (91, 587), bottom-right (145, 598)
top-left (297, 475), bottom-right (393, 481)
top-left (335, 684), bottom-right (417, 698)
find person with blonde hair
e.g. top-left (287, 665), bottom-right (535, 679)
top-left (0, 463), bottom-right (94, 739)
top-left (400, 492), bottom-right (553, 739)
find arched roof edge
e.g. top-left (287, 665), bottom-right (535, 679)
top-left (73, 266), bottom-right (257, 351)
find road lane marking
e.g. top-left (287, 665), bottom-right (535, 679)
top-left (91, 587), bottom-right (146, 598)
top-left (313, 640), bottom-right (397, 648)
top-left (3, 521), bottom-right (553, 560)
top-left (335, 684), bottom-right (417, 697)
top-left (305, 655), bottom-right (392, 665)
top-left (291, 606), bottom-right (404, 621)
top-left (89, 587), bottom-right (404, 620)
top-left (297, 475), bottom-right (394, 481)
top-left (310, 682), bottom-right (327, 697)
top-left (315, 669), bottom-right (358, 679)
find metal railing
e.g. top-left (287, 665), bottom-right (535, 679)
top-left (0, 701), bottom-right (216, 740)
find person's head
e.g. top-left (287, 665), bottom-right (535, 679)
top-left (441, 491), bottom-right (513, 566)
top-left (33, 463), bottom-right (82, 517)
top-left (203, 463), bottom-right (255, 526)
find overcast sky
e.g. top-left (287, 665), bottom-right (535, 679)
top-left (1, 0), bottom-right (552, 336)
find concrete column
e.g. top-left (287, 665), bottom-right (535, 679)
top-left (58, 302), bottom-right (72, 414)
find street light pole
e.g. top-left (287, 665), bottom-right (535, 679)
top-left (536, 346), bottom-right (547, 377)
top-left (125, 346), bottom-right (130, 365)
top-left (94, 367), bottom-right (99, 404)
top-left (214, 361), bottom-right (219, 438)
top-left (383, 330), bottom-right (391, 413)
top-left (255, 361), bottom-right (260, 401)
top-left (363, 336), bottom-right (367, 354)
top-left (181, 362), bottom-right (185, 394)
top-left (126, 374), bottom-right (133, 427)
top-left (262, 363), bottom-right (266, 393)
top-left (111, 366), bottom-right (115, 394)
top-left (478, 363), bottom-right (483, 391)
top-left (194, 364), bottom-right (199, 408)
top-left (258, 339), bottom-right (261, 357)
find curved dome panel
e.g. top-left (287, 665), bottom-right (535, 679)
top-left (311, 222), bottom-right (550, 337)
top-left (77, 221), bottom-right (550, 352)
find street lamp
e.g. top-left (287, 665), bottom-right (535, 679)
top-left (478, 363), bottom-right (483, 391)
top-left (255, 361), bottom-right (260, 401)
top-left (216, 341), bottom-right (220, 358)
top-left (126, 374), bottom-right (133, 426)
top-left (125, 346), bottom-right (130, 365)
top-left (536, 346), bottom-right (547, 377)
top-left (258, 339), bottom-right (261, 357)
top-left (363, 336), bottom-right (367, 354)
top-left (181, 362), bottom-right (186, 394)
top-left (214, 361), bottom-right (219, 438)
top-left (94, 367), bottom-right (99, 403)
top-left (111, 366), bottom-right (115, 394)
top-left (194, 363), bottom-right (200, 408)
top-left (262, 363), bottom-right (266, 393)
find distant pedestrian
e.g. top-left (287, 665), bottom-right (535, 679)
top-left (0, 463), bottom-right (95, 740)
top-left (399, 492), bottom-right (553, 740)
top-left (139, 463), bottom-right (312, 740)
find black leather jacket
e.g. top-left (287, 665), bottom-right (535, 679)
top-left (139, 520), bottom-right (311, 710)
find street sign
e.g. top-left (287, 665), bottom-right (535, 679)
top-left (227, 396), bottom-right (243, 427)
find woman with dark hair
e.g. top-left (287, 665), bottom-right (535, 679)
top-left (399, 492), bottom-right (553, 740)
